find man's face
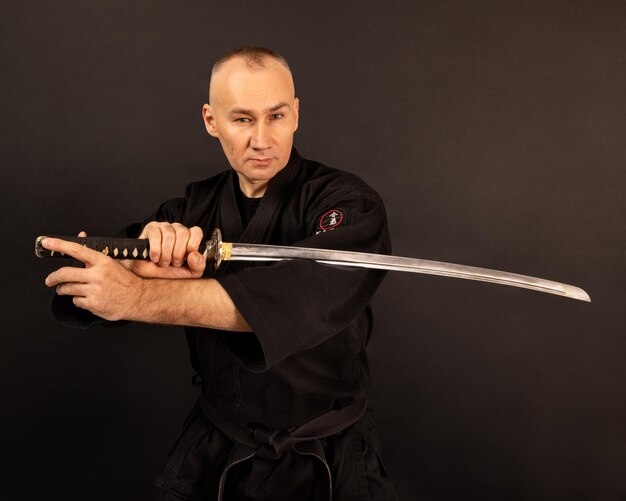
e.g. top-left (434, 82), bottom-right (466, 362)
top-left (202, 57), bottom-right (299, 197)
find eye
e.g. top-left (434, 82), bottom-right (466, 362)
top-left (270, 113), bottom-right (284, 120)
top-left (234, 117), bottom-right (251, 123)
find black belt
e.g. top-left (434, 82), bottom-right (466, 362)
top-left (199, 394), bottom-right (367, 501)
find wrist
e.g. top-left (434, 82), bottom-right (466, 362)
top-left (128, 275), bottom-right (149, 322)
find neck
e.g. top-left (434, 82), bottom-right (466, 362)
top-left (238, 177), bottom-right (268, 198)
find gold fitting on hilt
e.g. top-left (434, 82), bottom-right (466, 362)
top-left (222, 242), bottom-right (233, 261)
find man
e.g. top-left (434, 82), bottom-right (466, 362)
top-left (44, 47), bottom-right (397, 500)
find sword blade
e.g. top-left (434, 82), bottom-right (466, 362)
top-left (221, 242), bottom-right (590, 302)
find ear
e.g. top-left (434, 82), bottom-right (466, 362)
top-left (293, 97), bottom-right (300, 133)
top-left (202, 104), bottom-right (219, 137)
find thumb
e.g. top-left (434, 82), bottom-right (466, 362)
top-left (187, 251), bottom-right (206, 275)
top-left (78, 230), bottom-right (87, 237)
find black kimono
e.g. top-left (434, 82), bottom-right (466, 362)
top-left (54, 149), bottom-right (397, 500)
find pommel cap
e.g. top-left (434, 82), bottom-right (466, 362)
top-left (35, 236), bottom-right (48, 258)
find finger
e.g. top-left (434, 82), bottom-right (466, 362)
top-left (73, 296), bottom-right (89, 310)
top-left (138, 223), bottom-right (150, 239)
top-left (187, 251), bottom-right (206, 276)
top-left (78, 230), bottom-right (87, 237)
top-left (187, 226), bottom-right (204, 254)
top-left (171, 223), bottom-right (190, 267)
top-left (46, 266), bottom-right (91, 287)
top-left (128, 259), bottom-right (162, 279)
top-left (56, 283), bottom-right (89, 297)
top-left (144, 223), bottom-right (162, 264)
top-left (41, 238), bottom-right (101, 266)
top-left (158, 223), bottom-right (176, 267)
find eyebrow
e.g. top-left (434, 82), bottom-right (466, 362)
top-left (229, 102), bottom-right (290, 116)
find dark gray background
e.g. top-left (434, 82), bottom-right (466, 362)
top-left (2, 1), bottom-right (625, 499)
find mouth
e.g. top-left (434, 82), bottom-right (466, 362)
top-left (249, 158), bottom-right (273, 166)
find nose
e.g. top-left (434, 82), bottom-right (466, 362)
top-left (250, 121), bottom-right (271, 150)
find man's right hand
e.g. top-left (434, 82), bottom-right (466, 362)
top-left (126, 222), bottom-right (207, 279)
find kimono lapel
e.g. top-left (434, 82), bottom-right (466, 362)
top-left (217, 173), bottom-right (244, 244)
top-left (216, 149), bottom-right (302, 275)
top-left (239, 148), bottom-right (302, 244)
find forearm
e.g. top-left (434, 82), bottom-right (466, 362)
top-left (131, 277), bottom-right (252, 331)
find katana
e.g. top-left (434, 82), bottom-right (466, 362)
top-left (35, 229), bottom-right (591, 302)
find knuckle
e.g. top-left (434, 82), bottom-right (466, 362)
top-left (146, 222), bottom-right (162, 235)
top-left (162, 227), bottom-right (175, 242)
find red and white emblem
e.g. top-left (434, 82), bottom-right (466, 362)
top-left (318, 209), bottom-right (346, 232)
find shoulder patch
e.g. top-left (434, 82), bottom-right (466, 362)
top-left (317, 209), bottom-right (346, 234)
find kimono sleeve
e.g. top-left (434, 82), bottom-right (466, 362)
top-left (216, 189), bottom-right (391, 371)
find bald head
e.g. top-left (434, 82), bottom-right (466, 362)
top-left (212, 46), bottom-right (290, 74)
top-left (209, 47), bottom-right (294, 105)
top-left (209, 57), bottom-right (295, 109)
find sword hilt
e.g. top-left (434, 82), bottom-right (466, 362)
top-left (34, 228), bottom-right (230, 272)
top-left (35, 235), bottom-right (155, 260)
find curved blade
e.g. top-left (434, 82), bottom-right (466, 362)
top-left (225, 242), bottom-right (591, 302)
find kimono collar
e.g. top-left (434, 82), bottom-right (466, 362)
top-left (217, 148), bottom-right (303, 266)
